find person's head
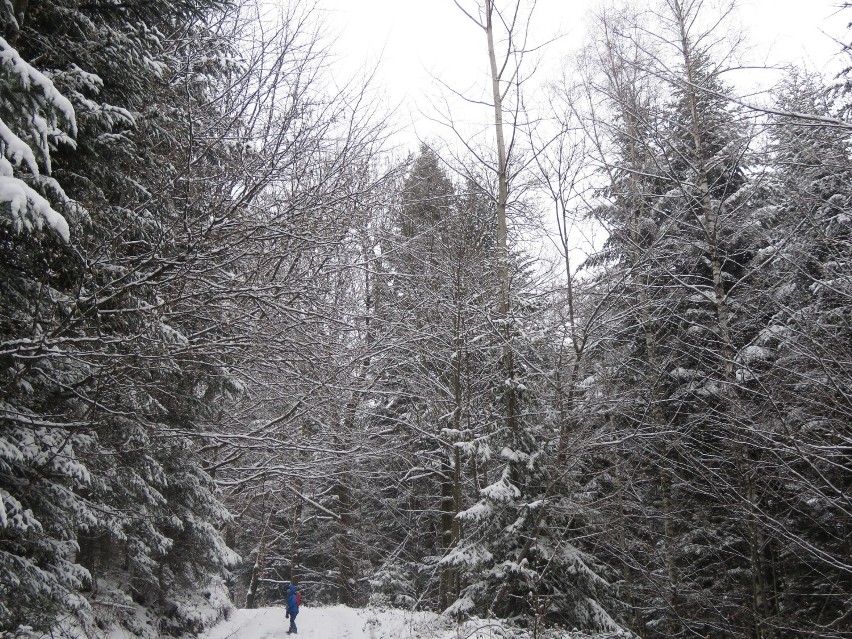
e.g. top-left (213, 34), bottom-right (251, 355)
top-left (291, 577), bottom-right (299, 586)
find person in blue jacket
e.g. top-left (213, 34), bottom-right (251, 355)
top-left (285, 577), bottom-right (300, 634)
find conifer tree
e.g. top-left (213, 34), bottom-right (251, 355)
top-left (748, 70), bottom-right (852, 636)
top-left (1, 1), bottom-right (242, 635)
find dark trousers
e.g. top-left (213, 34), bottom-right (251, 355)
top-left (288, 611), bottom-right (298, 633)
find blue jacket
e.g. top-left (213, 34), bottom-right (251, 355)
top-left (287, 584), bottom-right (299, 614)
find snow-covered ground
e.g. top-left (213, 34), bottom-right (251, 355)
top-left (201, 605), bottom-right (452, 639)
top-left (200, 605), bottom-right (625, 639)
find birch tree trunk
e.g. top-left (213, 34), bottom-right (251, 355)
top-left (484, 0), bottom-right (518, 436)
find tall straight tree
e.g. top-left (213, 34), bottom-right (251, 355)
top-left (453, 0), bottom-right (518, 433)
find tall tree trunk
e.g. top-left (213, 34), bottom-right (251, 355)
top-left (614, 454), bottom-right (642, 636)
top-left (245, 512), bottom-right (272, 609)
top-left (452, 445), bottom-right (463, 599)
top-left (439, 457), bottom-right (455, 609)
top-left (484, 0), bottom-right (517, 437)
top-left (336, 473), bottom-right (356, 606)
top-left (290, 494), bottom-right (303, 582)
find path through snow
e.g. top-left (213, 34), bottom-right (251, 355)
top-left (201, 605), bottom-right (449, 639)
top-left (199, 604), bottom-right (620, 639)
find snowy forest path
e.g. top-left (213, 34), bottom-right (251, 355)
top-left (197, 602), bottom-right (618, 639)
top-left (199, 605), bottom-right (436, 639)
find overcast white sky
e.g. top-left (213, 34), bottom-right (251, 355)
top-left (316, 0), bottom-right (849, 149)
top-left (306, 0), bottom-right (849, 271)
